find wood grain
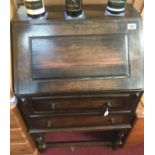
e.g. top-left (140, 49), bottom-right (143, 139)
top-left (19, 93), bottom-right (137, 116)
top-left (136, 97), bottom-right (144, 118)
top-left (27, 113), bottom-right (131, 129)
top-left (10, 129), bottom-right (27, 143)
top-left (10, 104), bottom-right (38, 154)
top-left (124, 94), bottom-right (144, 147)
top-left (10, 0), bottom-right (144, 97)
top-left (124, 118), bottom-right (144, 147)
top-left (10, 142), bottom-right (34, 154)
top-left (31, 35), bottom-right (129, 79)
top-left (30, 96), bottom-right (132, 113)
top-left (10, 0), bottom-right (144, 96)
top-left (12, 5), bottom-right (143, 95)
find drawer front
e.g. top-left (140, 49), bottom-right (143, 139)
top-left (32, 97), bottom-right (130, 112)
top-left (26, 113), bottom-right (131, 130)
top-left (19, 94), bottom-right (136, 115)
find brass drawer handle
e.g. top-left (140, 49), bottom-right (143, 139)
top-left (49, 102), bottom-right (56, 110)
top-left (47, 120), bottom-right (52, 128)
top-left (21, 97), bottom-right (26, 102)
top-left (119, 133), bottom-right (125, 138)
top-left (36, 136), bottom-right (43, 143)
top-left (110, 118), bottom-right (115, 124)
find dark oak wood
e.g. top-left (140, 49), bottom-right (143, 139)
top-left (19, 93), bottom-right (137, 116)
top-left (45, 141), bottom-right (122, 148)
top-left (26, 113), bottom-right (131, 129)
top-left (29, 124), bottom-right (131, 133)
top-left (44, 130), bottom-right (122, 142)
top-left (32, 129), bottom-right (124, 150)
top-left (31, 34), bottom-right (129, 79)
top-left (11, 4), bottom-right (143, 151)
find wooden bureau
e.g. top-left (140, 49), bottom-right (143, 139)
top-left (11, 4), bottom-right (143, 152)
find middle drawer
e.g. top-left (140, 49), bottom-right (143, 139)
top-left (26, 113), bottom-right (131, 130)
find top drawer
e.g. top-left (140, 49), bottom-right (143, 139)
top-left (19, 94), bottom-right (136, 116)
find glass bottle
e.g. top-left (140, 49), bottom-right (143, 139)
top-left (107, 0), bottom-right (127, 14)
top-left (65, 0), bottom-right (82, 17)
top-left (24, 0), bottom-right (46, 18)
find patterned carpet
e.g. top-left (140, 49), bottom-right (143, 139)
top-left (41, 143), bottom-right (144, 155)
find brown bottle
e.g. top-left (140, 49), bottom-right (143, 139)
top-left (65, 0), bottom-right (82, 17)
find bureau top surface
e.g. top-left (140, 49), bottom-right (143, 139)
top-left (12, 4), bottom-right (141, 23)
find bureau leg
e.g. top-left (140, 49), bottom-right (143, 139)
top-left (37, 137), bottom-right (47, 152)
top-left (112, 141), bottom-right (120, 150)
top-left (38, 143), bottom-right (47, 152)
top-left (31, 134), bottom-right (47, 152)
top-left (112, 131), bottom-right (126, 149)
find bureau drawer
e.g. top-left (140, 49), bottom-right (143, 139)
top-left (20, 94), bottom-right (136, 115)
top-left (26, 113), bottom-right (131, 130)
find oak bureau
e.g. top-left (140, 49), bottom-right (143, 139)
top-left (11, 4), bottom-right (144, 151)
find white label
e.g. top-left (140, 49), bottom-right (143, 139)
top-left (104, 107), bottom-right (109, 117)
top-left (127, 23), bottom-right (137, 30)
top-left (26, 7), bottom-right (45, 15)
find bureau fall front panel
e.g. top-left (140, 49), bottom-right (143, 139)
top-left (12, 19), bottom-right (143, 95)
top-left (31, 34), bottom-right (129, 79)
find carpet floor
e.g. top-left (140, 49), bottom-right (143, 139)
top-left (41, 143), bottom-right (144, 155)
